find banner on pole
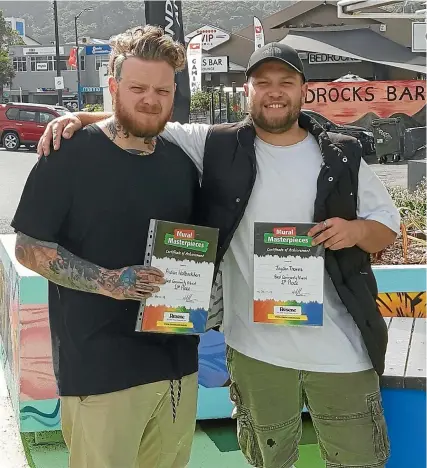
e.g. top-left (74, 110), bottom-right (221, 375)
top-left (187, 35), bottom-right (202, 95)
top-left (254, 16), bottom-right (265, 50)
top-left (145, 0), bottom-right (191, 123)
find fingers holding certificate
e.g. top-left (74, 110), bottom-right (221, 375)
top-left (253, 222), bottom-right (325, 327)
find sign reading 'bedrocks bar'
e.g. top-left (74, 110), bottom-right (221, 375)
top-left (308, 53), bottom-right (361, 64)
top-left (304, 80), bottom-right (426, 126)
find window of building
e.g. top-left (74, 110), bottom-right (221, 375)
top-left (13, 57), bottom-right (27, 72)
top-left (18, 110), bottom-right (37, 122)
top-left (30, 55), bottom-right (56, 72)
top-left (39, 112), bottom-right (55, 124)
top-left (6, 108), bottom-right (19, 120)
top-left (95, 55), bottom-right (109, 71)
top-left (80, 55), bottom-right (85, 71)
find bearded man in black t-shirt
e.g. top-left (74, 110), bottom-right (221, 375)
top-left (12, 26), bottom-right (200, 468)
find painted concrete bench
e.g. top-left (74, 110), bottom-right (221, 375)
top-left (0, 233), bottom-right (426, 467)
top-left (0, 234), bottom-right (230, 431)
top-left (381, 316), bottom-right (426, 468)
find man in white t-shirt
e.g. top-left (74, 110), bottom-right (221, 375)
top-left (38, 43), bottom-right (398, 468)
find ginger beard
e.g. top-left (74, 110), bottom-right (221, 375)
top-left (248, 91), bottom-right (303, 135)
top-left (114, 87), bottom-right (173, 138)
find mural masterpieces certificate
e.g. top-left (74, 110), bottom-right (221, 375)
top-left (253, 222), bottom-right (325, 327)
top-left (136, 220), bottom-right (219, 335)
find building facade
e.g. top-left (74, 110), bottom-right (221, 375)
top-left (192, 1), bottom-right (425, 88)
top-left (8, 43), bottom-right (109, 107)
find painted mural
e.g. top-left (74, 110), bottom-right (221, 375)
top-left (304, 80), bottom-right (426, 129)
top-left (0, 256), bottom-right (21, 419)
top-left (377, 291), bottom-right (426, 318)
top-left (1, 229), bottom-right (425, 431)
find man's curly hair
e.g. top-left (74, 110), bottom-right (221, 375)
top-left (108, 25), bottom-right (186, 81)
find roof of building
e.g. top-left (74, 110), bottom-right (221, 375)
top-left (281, 27), bottom-right (426, 73)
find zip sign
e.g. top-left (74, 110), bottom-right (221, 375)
top-left (185, 25), bottom-right (230, 51)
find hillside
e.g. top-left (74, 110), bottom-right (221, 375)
top-left (0, 1), bottom-right (292, 44)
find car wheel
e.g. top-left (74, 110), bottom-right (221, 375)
top-left (3, 132), bottom-right (20, 151)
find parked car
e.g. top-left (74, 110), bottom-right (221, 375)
top-left (0, 103), bottom-right (69, 151)
top-left (303, 109), bottom-right (375, 157)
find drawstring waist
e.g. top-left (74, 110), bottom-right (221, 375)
top-left (169, 378), bottom-right (182, 423)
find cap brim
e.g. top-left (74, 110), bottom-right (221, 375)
top-left (246, 57), bottom-right (305, 81)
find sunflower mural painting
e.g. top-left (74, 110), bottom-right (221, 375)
top-left (377, 292), bottom-right (426, 318)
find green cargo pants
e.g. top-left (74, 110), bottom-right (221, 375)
top-left (226, 347), bottom-right (390, 468)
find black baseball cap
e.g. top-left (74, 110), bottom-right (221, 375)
top-left (246, 42), bottom-right (306, 82)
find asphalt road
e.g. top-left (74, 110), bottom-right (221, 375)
top-left (0, 148), bottom-right (40, 235)
top-left (0, 148), bottom-right (409, 236)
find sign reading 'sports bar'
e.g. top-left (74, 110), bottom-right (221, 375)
top-left (274, 306), bottom-right (302, 316)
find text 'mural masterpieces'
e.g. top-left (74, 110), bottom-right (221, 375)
top-left (254, 223), bottom-right (324, 326)
top-left (136, 220), bottom-right (219, 335)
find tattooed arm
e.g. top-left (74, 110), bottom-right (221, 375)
top-left (15, 232), bottom-right (164, 300)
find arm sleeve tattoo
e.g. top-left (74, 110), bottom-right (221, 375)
top-left (15, 232), bottom-right (124, 298)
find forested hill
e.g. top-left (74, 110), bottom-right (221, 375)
top-left (0, 1), bottom-right (292, 44)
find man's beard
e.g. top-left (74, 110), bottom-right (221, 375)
top-left (114, 92), bottom-right (172, 138)
top-left (249, 98), bottom-right (301, 134)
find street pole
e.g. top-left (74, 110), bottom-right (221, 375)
top-left (53, 1), bottom-right (63, 105)
top-left (74, 15), bottom-right (82, 111)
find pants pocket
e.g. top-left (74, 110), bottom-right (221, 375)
top-left (229, 382), bottom-right (263, 467)
top-left (367, 392), bottom-right (390, 463)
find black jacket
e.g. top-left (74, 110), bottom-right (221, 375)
top-left (195, 112), bottom-right (388, 375)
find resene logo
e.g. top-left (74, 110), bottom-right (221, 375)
top-left (164, 230), bottom-right (209, 253)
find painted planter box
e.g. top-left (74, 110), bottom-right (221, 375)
top-left (0, 234), bottom-right (425, 467)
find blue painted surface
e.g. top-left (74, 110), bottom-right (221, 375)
top-left (374, 266), bottom-right (426, 293)
top-left (198, 330), bottom-right (228, 388)
top-left (197, 387), bottom-right (233, 420)
top-left (382, 388), bottom-right (426, 468)
top-left (16, 266), bottom-right (427, 306)
top-left (20, 276), bottom-right (47, 305)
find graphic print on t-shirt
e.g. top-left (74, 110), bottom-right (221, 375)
top-left (253, 222), bottom-right (324, 327)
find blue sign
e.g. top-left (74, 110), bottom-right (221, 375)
top-left (85, 45), bottom-right (111, 55)
top-left (81, 86), bottom-right (102, 93)
top-left (16, 21), bottom-right (24, 36)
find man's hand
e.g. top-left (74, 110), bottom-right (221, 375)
top-left (106, 265), bottom-right (166, 301)
top-left (37, 114), bottom-right (83, 157)
top-left (309, 218), bottom-right (364, 251)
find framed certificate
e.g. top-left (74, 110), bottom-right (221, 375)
top-left (136, 220), bottom-right (219, 335)
top-left (253, 222), bottom-right (324, 327)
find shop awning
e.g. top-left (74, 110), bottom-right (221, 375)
top-left (279, 28), bottom-right (426, 74)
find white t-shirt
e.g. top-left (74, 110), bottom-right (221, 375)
top-left (162, 122), bottom-right (400, 373)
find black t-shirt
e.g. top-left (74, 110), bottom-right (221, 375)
top-left (12, 125), bottom-right (201, 396)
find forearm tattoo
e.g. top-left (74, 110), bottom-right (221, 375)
top-left (15, 233), bottom-right (157, 299)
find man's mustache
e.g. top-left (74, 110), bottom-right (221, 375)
top-left (136, 105), bottom-right (162, 114)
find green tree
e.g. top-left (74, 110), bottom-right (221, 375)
top-left (0, 10), bottom-right (25, 97)
top-left (190, 89), bottom-right (245, 123)
top-left (190, 90), bottom-right (211, 113)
